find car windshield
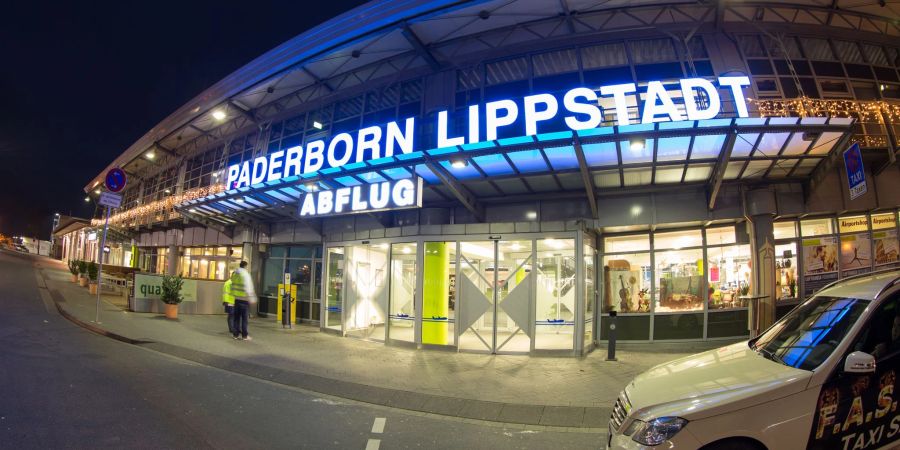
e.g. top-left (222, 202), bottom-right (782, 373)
top-left (752, 295), bottom-right (870, 371)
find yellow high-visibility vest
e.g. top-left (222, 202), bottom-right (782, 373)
top-left (230, 269), bottom-right (249, 299)
top-left (222, 279), bottom-right (235, 305)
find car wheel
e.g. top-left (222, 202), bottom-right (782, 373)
top-left (701, 438), bottom-right (766, 450)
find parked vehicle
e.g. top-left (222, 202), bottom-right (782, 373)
top-left (607, 270), bottom-right (900, 450)
top-left (14, 244), bottom-right (28, 253)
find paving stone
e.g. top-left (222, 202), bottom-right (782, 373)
top-left (540, 406), bottom-right (585, 427)
top-left (582, 406), bottom-right (612, 428)
top-left (457, 400), bottom-right (504, 421)
top-left (497, 404), bottom-right (544, 424)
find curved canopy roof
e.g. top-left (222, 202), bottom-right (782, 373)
top-left (85, 0), bottom-right (900, 190)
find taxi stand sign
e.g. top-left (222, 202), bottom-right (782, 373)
top-left (843, 143), bottom-right (867, 200)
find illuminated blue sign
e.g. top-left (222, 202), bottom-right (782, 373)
top-left (226, 76), bottom-right (750, 189)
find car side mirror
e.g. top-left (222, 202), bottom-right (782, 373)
top-left (844, 351), bottom-right (876, 374)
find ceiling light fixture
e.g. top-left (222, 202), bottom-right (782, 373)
top-left (451, 159), bottom-right (468, 169)
top-left (313, 121), bottom-right (324, 130)
top-left (629, 138), bottom-right (645, 151)
top-left (212, 110), bottom-right (227, 121)
top-left (145, 151), bottom-right (155, 160)
top-left (84, 196), bottom-right (90, 202)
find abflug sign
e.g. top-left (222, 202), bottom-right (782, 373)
top-left (226, 76), bottom-right (751, 190)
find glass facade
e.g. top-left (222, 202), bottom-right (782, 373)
top-left (179, 246), bottom-right (242, 280)
top-left (259, 245), bottom-right (323, 322)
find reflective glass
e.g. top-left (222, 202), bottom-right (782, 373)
top-left (654, 248), bottom-right (704, 312)
top-left (603, 253), bottom-right (651, 314)
top-left (535, 239), bottom-right (575, 350)
top-left (707, 245), bottom-right (752, 310)
top-left (389, 243), bottom-right (418, 344)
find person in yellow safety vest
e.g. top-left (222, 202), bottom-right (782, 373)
top-left (230, 260), bottom-right (258, 340)
top-left (223, 277), bottom-right (236, 336)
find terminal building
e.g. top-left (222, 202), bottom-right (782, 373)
top-left (61, 0), bottom-right (900, 355)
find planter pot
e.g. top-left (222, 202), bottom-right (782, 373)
top-left (89, 283), bottom-right (98, 295)
top-left (79, 277), bottom-right (88, 287)
top-left (164, 304), bottom-right (179, 320)
top-left (70, 274), bottom-right (78, 283)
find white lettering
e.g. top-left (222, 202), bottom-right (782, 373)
top-left (226, 165), bottom-right (239, 188)
top-left (680, 78), bottom-right (721, 121)
top-left (304, 140), bottom-right (325, 173)
top-left (356, 126), bottom-right (381, 162)
top-left (351, 186), bottom-right (368, 211)
top-left (251, 156), bottom-right (267, 185)
top-left (392, 179), bottom-right (415, 207)
top-left (369, 182), bottom-right (390, 209)
top-left (284, 146), bottom-right (303, 177)
top-left (385, 117), bottom-right (414, 156)
top-left (299, 194), bottom-right (316, 216)
top-left (523, 93), bottom-right (558, 136)
top-left (437, 110), bottom-right (464, 148)
top-left (327, 133), bottom-right (354, 168)
top-left (641, 81), bottom-right (684, 123)
top-left (468, 105), bottom-right (479, 143)
top-left (600, 83), bottom-right (636, 126)
top-left (563, 87), bottom-right (602, 130)
top-left (317, 190), bottom-right (333, 215)
top-left (485, 99), bottom-right (518, 141)
top-left (266, 150), bottom-right (285, 182)
top-left (334, 187), bottom-right (351, 213)
top-left (718, 76), bottom-right (752, 118)
top-left (237, 161), bottom-right (251, 188)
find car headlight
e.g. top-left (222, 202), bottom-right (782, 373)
top-left (628, 416), bottom-right (689, 446)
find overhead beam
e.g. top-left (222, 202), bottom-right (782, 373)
top-left (708, 130), bottom-right (738, 211)
top-left (572, 136), bottom-right (599, 220)
top-left (302, 67), bottom-right (334, 93)
top-left (153, 141), bottom-right (177, 157)
top-left (558, 0), bottom-right (576, 34)
top-left (177, 208), bottom-right (233, 238)
top-left (227, 101), bottom-right (258, 125)
top-left (426, 162), bottom-right (485, 222)
top-left (401, 23), bottom-right (442, 71)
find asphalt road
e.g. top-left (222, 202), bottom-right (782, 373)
top-left (0, 249), bottom-right (605, 449)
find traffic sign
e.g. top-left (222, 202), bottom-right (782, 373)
top-left (99, 192), bottom-right (122, 208)
top-left (843, 143), bottom-right (867, 200)
top-left (105, 168), bottom-right (127, 193)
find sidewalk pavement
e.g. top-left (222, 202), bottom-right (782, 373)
top-left (33, 255), bottom-right (738, 429)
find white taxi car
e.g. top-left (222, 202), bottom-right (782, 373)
top-left (608, 270), bottom-right (900, 450)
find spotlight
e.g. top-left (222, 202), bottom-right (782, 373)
top-left (451, 159), bottom-right (468, 169)
top-left (145, 151), bottom-right (155, 160)
top-left (84, 197), bottom-right (90, 202)
top-left (212, 110), bottom-right (227, 121)
top-left (313, 121), bottom-right (324, 130)
top-left (629, 138), bottom-right (645, 151)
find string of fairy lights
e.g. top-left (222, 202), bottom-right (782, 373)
top-left (91, 184), bottom-right (226, 228)
top-left (91, 98), bottom-right (898, 230)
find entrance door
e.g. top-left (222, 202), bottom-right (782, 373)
top-left (458, 240), bottom-right (533, 354)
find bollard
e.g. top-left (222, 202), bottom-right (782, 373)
top-left (606, 310), bottom-right (618, 361)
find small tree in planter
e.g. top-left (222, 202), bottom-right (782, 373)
top-left (77, 260), bottom-right (89, 287)
top-left (87, 261), bottom-right (99, 294)
top-left (67, 260), bottom-right (80, 283)
top-left (161, 275), bottom-right (184, 320)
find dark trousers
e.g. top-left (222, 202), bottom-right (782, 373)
top-left (224, 304), bottom-right (235, 334)
top-left (233, 300), bottom-right (250, 338)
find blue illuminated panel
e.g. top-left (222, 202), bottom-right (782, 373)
top-left (506, 149), bottom-right (549, 173)
top-left (656, 136), bottom-right (692, 162)
top-left (543, 146), bottom-right (579, 170)
top-left (581, 142), bottom-right (618, 167)
top-left (357, 171), bottom-right (387, 183)
top-left (381, 167), bottom-right (412, 180)
top-left (472, 154), bottom-right (514, 175)
top-left (335, 176), bottom-right (362, 187)
top-left (438, 161), bottom-right (481, 180)
top-left (414, 165), bottom-right (443, 184)
top-left (691, 134), bottom-right (726, 159)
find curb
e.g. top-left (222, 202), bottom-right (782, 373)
top-left (44, 277), bottom-right (612, 429)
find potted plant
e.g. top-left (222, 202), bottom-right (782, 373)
top-left (87, 261), bottom-right (99, 294)
top-left (77, 260), bottom-right (89, 287)
top-left (160, 275), bottom-right (184, 320)
top-left (67, 260), bottom-right (80, 283)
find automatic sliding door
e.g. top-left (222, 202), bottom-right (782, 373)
top-left (495, 240), bottom-right (533, 353)
top-left (458, 241), bottom-right (496, 352)
top-left (344, 244), bottom-right (389, 341)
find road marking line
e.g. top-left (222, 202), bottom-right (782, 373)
top-left (365, 438), bottom-right (380, 450)
top-left (38, 288), bottom-right (54, 314)
top-left (371, 417), bottom-right (386, 434)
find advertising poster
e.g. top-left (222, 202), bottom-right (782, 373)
top-left (841, 233), bottom-right (872, 277)
top-left (133, 273), bottom-right (197, 302)
top-left (875, 229), bottom-right (900, 267)
top-left (803, 236), bottom-right (838, 297)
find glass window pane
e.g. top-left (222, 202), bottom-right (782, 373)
top-left (603, 253), bottom-right (651, 314)
top-left (801, 218), bottom-right (835, 236)
top-left (604, 234), bottom-right (650, 253)
top-left (654, 229), bottom-right (702, 249)
top-left (874, 229), bottom-right (899, 267)
top-left (774, 221), bottom-right (797, 239)
top-left (290, 246), bottom-right (313, 258)
top-left (584, 245), bottom-right (595, 347)
top-left (344, 245), bottom-right (389, 341)
top-left (325, 247), bottom-right (344, 331)
top-left (535, 239), bottom-right (575, 350)
top-left (708, 245), bottom-right (752, 310)
top-left (654, 248), bottom-right (704, 312)
top-left (216, 246), bottom-right (228, 256)
top-left (706, 226), bottom-right (737, 246)
top-left (776, 243), bottom-right (799, 301)
top-left (261, 257), bottom-right (284, 298)
top-left (581, 43), bottom-right (628, 69)
top-left (389, 243), bottom-right (418, 344)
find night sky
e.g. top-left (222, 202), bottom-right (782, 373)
top-left (0, 0), bottom-right (369, 238)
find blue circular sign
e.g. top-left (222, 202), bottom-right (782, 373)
top-left (105, 168), bottom-right (127, 193)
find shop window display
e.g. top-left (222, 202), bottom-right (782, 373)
top-left (707, 244), bottom-right (752, 310)
top-left (775, 243), bottom-right (799, 300)
top-left (602, 253), bottom-right (651, 313)
top-left (654, 248), bottom-right (704, 312)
